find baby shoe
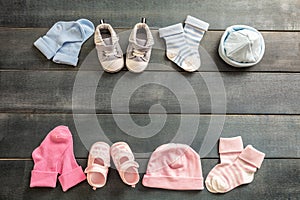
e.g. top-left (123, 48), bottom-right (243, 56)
top-left (110, 142), bottom-right (140, 187)
top-left (126, 19), bottom-right (154, 73)
top-left (85, 142), bottom-right (110, 190)
top-left (95, 21), bottom-right (124, 72)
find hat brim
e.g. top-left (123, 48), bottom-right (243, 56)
top-left (219, 25), bottom-right (265, 68)
top-left (142, 175), bottom-right (204, 190)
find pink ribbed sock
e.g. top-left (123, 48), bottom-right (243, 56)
top-left (219, 136), bottom-right (244, 163)
top-left (211, 145), bottom-right (265, 193)
top-left (205, 136), bottom-right (243, 192)
top-left (30, 125), bottom-right (86, 192)
top-left (57, 138), bottom-right (86, 192)
top-left (30, 126), bottom-right (73, 188)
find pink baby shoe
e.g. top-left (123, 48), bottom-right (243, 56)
top-left (110, 142), bottom-right (140, 187)
top-left (85, 142), bottom-right (111, 190)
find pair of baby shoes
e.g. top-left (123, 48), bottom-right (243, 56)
top-left (94, 19), bottom-right (154, 73)
top-left (84, 141), bottom-right (139, 190)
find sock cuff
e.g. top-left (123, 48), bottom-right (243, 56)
top-left (58, 166), bottom-right (86, 192)
top-left (30, 170), bottom-right (58, 188)
top-left (53, 51), bottom-right (79, 67)
top-left (34, 37), bottom-right (58, 59)
top-left (159, 23), bottom-right (184, 38)
top-left (239, 145), bottom-right (265, 168)
top-left (219, 136), bottom-right (243, 153)
top-left (185, 15), bottom-right (209, 31)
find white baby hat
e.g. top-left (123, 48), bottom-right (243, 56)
top-left (219, 25), bottom-right (265, 67)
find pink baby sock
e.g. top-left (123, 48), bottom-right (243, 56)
top-left (205, 136), bottom-right (243, 192)
top-left (30, 126), bottom-right (72, 188)
top-left (30, 125), bottom-right (86, 191)
top-left (218, 136), bottom-right (244, 163)
top-left (57, 137), bottom-right (86, 192)
top-left (210, 145), bottom-right (265, 193)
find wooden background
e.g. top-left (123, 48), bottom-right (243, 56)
top-left (0, 0), bottom-right (299, 199)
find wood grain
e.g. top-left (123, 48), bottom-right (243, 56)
top-left (1, 71), bottom-right (300, 114)
top-left (0, 159), bottom-right (298, 200)
top-left (1, 1), bottom-right (299, 199)
top-left (1, 0), bottom-right (300, 30)
top-left (0, 113), bottom-right (299, 158)
top-left (1, 28), bottom-right (300, 72)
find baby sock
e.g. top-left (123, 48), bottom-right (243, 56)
top-left (30, 126), bottom-right (73, 188)
top-left (210, 145), bottom-right (265, 193)
top-left (159, 23), bottom-right (200, 72)
top-left (184, 15), bottom-right (209, 53)
top-left (34, 21), bottom-right (85, 59)
top-left (205, 136), bottom-right (243, 193)
top-left (52, 19), bottom-right (95, 66)
top-left (57, 138), bottom-right (86, 192)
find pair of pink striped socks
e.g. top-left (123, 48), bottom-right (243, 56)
top-left (205, 136), bottom-right (265, 193)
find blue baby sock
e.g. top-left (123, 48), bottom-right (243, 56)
top-left (53, 19), bottom-right (95, 66)
top-left (184, 15), bottom-right (209, 67)
top-left (159, 23), bottom-right (200, 72)
top-left (34, 21), bottom-right (85, 59)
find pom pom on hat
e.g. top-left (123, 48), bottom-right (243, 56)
top-left (219, 25), bottom-right (265, 67)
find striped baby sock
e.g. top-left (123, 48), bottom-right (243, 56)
top-left (205, 136), bottom-right (244, 193)
top-left (159, 23), bottom-right (200, 72)
top-left (211, 145), bottom-right (265, 193)
top-left (184, 15), bottom-right (209, 68)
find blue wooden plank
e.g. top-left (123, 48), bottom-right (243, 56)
top-left (0, 114), bottom-right (299, 158)
top-left (1, 0), bottom-right (300, 30)
top-left (0, 159), bottom-right (298, 199)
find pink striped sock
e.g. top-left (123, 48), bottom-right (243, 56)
top-left (211, 145), bottom-right (265, 193)
top-left (205, 136), bottom-right (243, 193)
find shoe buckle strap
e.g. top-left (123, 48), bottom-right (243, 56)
top-left (90, 152), bottom-right (110, 165)
top-left (84, 164), bottom-right (108, 175)
top-left (119, 160), bottom-right (139, 172)
top-left (113, 151), bottom-right (134, 164)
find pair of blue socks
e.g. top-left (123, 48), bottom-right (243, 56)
top-left (159, 15), bottom-right (209, 72)
top-left (34, 19), bottom-right (94, 66)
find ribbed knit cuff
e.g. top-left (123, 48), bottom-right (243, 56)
top-left (34, 37), bottom-right (59, 59)
top-left (30, 170), bottom-right (58, 188)
top-left (142, 175), bottom-right (203, 190)
top-left (53, 52), bottom-right (79, 67)
top-left (239, 145), bottom-right (265, 168)
top-left (185, 15), bottom-right (209, 31)
top-left (219, 136), bottom-right (243, 153)
top-left (159, 23), bottom-right (184, 38)
top-left (58, 166), bottom-right (86, 192)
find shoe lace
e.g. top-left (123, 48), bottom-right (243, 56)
top-left (104, 48), bottom-right (118, 57)
top-left (132, 49), bottom-right (146, 58)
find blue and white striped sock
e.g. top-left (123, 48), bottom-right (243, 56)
top-left (184, 15), bottom-right (209, 67)
top-left (159, 23), bottom-right (200, 72)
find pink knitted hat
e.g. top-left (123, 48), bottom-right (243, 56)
top-left (142, 143), bottom-right (203, 190)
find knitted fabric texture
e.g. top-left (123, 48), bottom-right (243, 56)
top-left (30, 126), bottom-right (86, 192)
top-left (142, 143), bottom-right (203, 190)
